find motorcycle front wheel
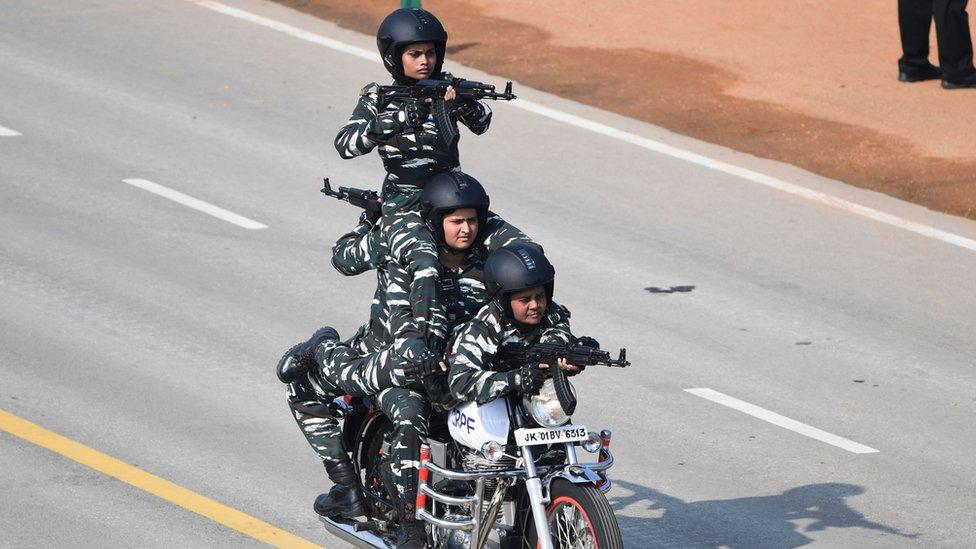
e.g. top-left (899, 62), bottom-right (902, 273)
top-left (526, 479), bottom-right (623, 549)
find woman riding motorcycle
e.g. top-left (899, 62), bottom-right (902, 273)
top-left (448, 243), bottom-right (583, 406)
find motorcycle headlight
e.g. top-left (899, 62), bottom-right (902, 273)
top-left (521, 378), bottom-right (574, 428)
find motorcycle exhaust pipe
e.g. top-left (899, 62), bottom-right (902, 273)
top-left (318, 516), bottom-right (393, 549)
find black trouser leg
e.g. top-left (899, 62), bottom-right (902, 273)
top-left (900, 0), bottom-right (936, 71)
top-left (934, 0), bottom-right (976, 78)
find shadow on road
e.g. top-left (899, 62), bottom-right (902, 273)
top-left (608, 479), bottom-right (917, 548)
top-left (644, 285), bottom-right (696, 294)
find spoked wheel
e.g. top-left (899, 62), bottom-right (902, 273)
top-left (528, 479), bottom-right (623, 549)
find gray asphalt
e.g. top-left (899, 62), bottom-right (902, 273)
top-left (1, 0), bottom-right (975, 547)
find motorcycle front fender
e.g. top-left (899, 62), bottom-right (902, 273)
top-left (541, 464), bottom-right (607, 499)
top-left (541, 445), bottom-right (615, 498)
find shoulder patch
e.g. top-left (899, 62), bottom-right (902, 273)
top-left (360, 82), bottom-right (380, 96)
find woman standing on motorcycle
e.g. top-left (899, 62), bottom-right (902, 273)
top-left (328, 6), bottom-right (496, 398)
top-left (278, 8), bottom-right (492, 534)
top-left (334, 7), bottom-right (492, 215)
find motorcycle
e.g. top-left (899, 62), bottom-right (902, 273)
top-left (319, 352), bottom-right (626, 549)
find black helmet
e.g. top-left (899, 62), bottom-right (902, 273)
top-left (484, 243), bottom-right (555, 319)
top-left (376, 8), bottom-right (447, 82)
top-left (420, 172), bottom-right (489, 252)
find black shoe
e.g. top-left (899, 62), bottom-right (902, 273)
top-left (899, 62), bottom-right (942, 82)
top-left (276, 326), bottom-right (339, 383)
top-left (313, 485), bottom-right (367, 518)
top-left (313, 460), bottom-right (366, 518)
top-left (942, 72), bottom-right (976, 89)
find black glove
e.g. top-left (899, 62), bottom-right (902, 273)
top-left (576, 336), bottom-right (600, 349)
top-left (398, 100), bottom-right (430, 128)
top-left (507, 362), bottom-right (546, 396)
top-left (454, 97), bottom-right (480, 119)
top-left (359, 199), bottom-right (382, 226)
top-left (403, 349), bottom-right (442, 380)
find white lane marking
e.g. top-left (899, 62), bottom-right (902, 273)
top-left (512, 101), bottom-right (976, 253)
top-left (122, 178), bottom-right (268, 230)
top-left (685, 388), bottom-right (879, 454)
top-left (193, 1), bottom-right (976, 254)
top-left (196, 0), bottom-right (375, 62)
top-left (0, 124), bottom-right (22, 136)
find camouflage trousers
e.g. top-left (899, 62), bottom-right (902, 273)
top-left (286, 329), bottom-right (430, 512)
top-left (316, 336), bottom-right (432, 505)
top-left (320, 334), bottom-right (427, 397)
top-left (283, 325), bottom-right (380, 466)
top-left (376, 387), bottom-right (431, 508)
top-left (284, 365), bottom-right (346, 466)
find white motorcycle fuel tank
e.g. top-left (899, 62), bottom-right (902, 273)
top-left (448, 398), bottom-right (510, 451)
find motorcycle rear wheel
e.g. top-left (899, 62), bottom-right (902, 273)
top-left (526, 479), bottom-right (623, 549)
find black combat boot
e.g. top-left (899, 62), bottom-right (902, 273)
top-left (277, 326), bottom-right (340, 383)
top-left (313, 459), bottom-right (367, 519)
top-left (395, 499), bottom-right (427, 549)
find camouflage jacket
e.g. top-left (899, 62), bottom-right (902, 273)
top-left (332, 210), bottom-right (529, 350)
top-left (380, 220), bottom-right (531, 410)
top-left (334, 76), bottom-right (492, 184)
top-left (327, 185), bottom-right (428, 348)
top-left (386, 213), bottom-right (533, 342)
top-left (447, 300), bottom-right (573, 405)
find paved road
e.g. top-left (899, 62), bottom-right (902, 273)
top-left (2, 1), bottom-right (975, 547)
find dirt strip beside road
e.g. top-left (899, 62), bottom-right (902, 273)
top-left (278, 0), bottom-right (976, 220)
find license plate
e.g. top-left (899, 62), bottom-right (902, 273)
top-left (514, 425), bottom-right (588, 446)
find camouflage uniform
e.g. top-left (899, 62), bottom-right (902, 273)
top-left (333, 75), bottom-right (492, 192)
top-left (296, 78), bottom-right (491, 508)
top-left (329, 77), bottom-right (492, 355)
top-left (324, 212), bottom-right (532, 396)
top-left (331, 220), bottom-right (389, 353)
top-left (283, 345), bottom-right (346, 466)
top-left (325, 184), bottom-right (439, 358)
top-left (448, 300), bottom-right (574, 404)
top-left (323, 214), bottom-right (530, 509)
top-left (373, 386), bottom-right (431, 506)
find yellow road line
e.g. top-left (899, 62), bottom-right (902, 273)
top-left (0, 407), bottom-right (322, 548)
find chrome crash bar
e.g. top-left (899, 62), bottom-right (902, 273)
top-left (415, 444), bottom-right (615, 530)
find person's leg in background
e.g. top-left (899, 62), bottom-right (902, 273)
top-left (899, 0), bottom-right (943, 80)
top-left (935, 0), bottom-right (976, 86)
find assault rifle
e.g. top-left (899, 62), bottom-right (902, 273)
top-left (320, 177), bottom-right (381, 212)
top-left (376, 77), bottom-right (517, 150)
top-left (498, 341), bottom-right (630, 417)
